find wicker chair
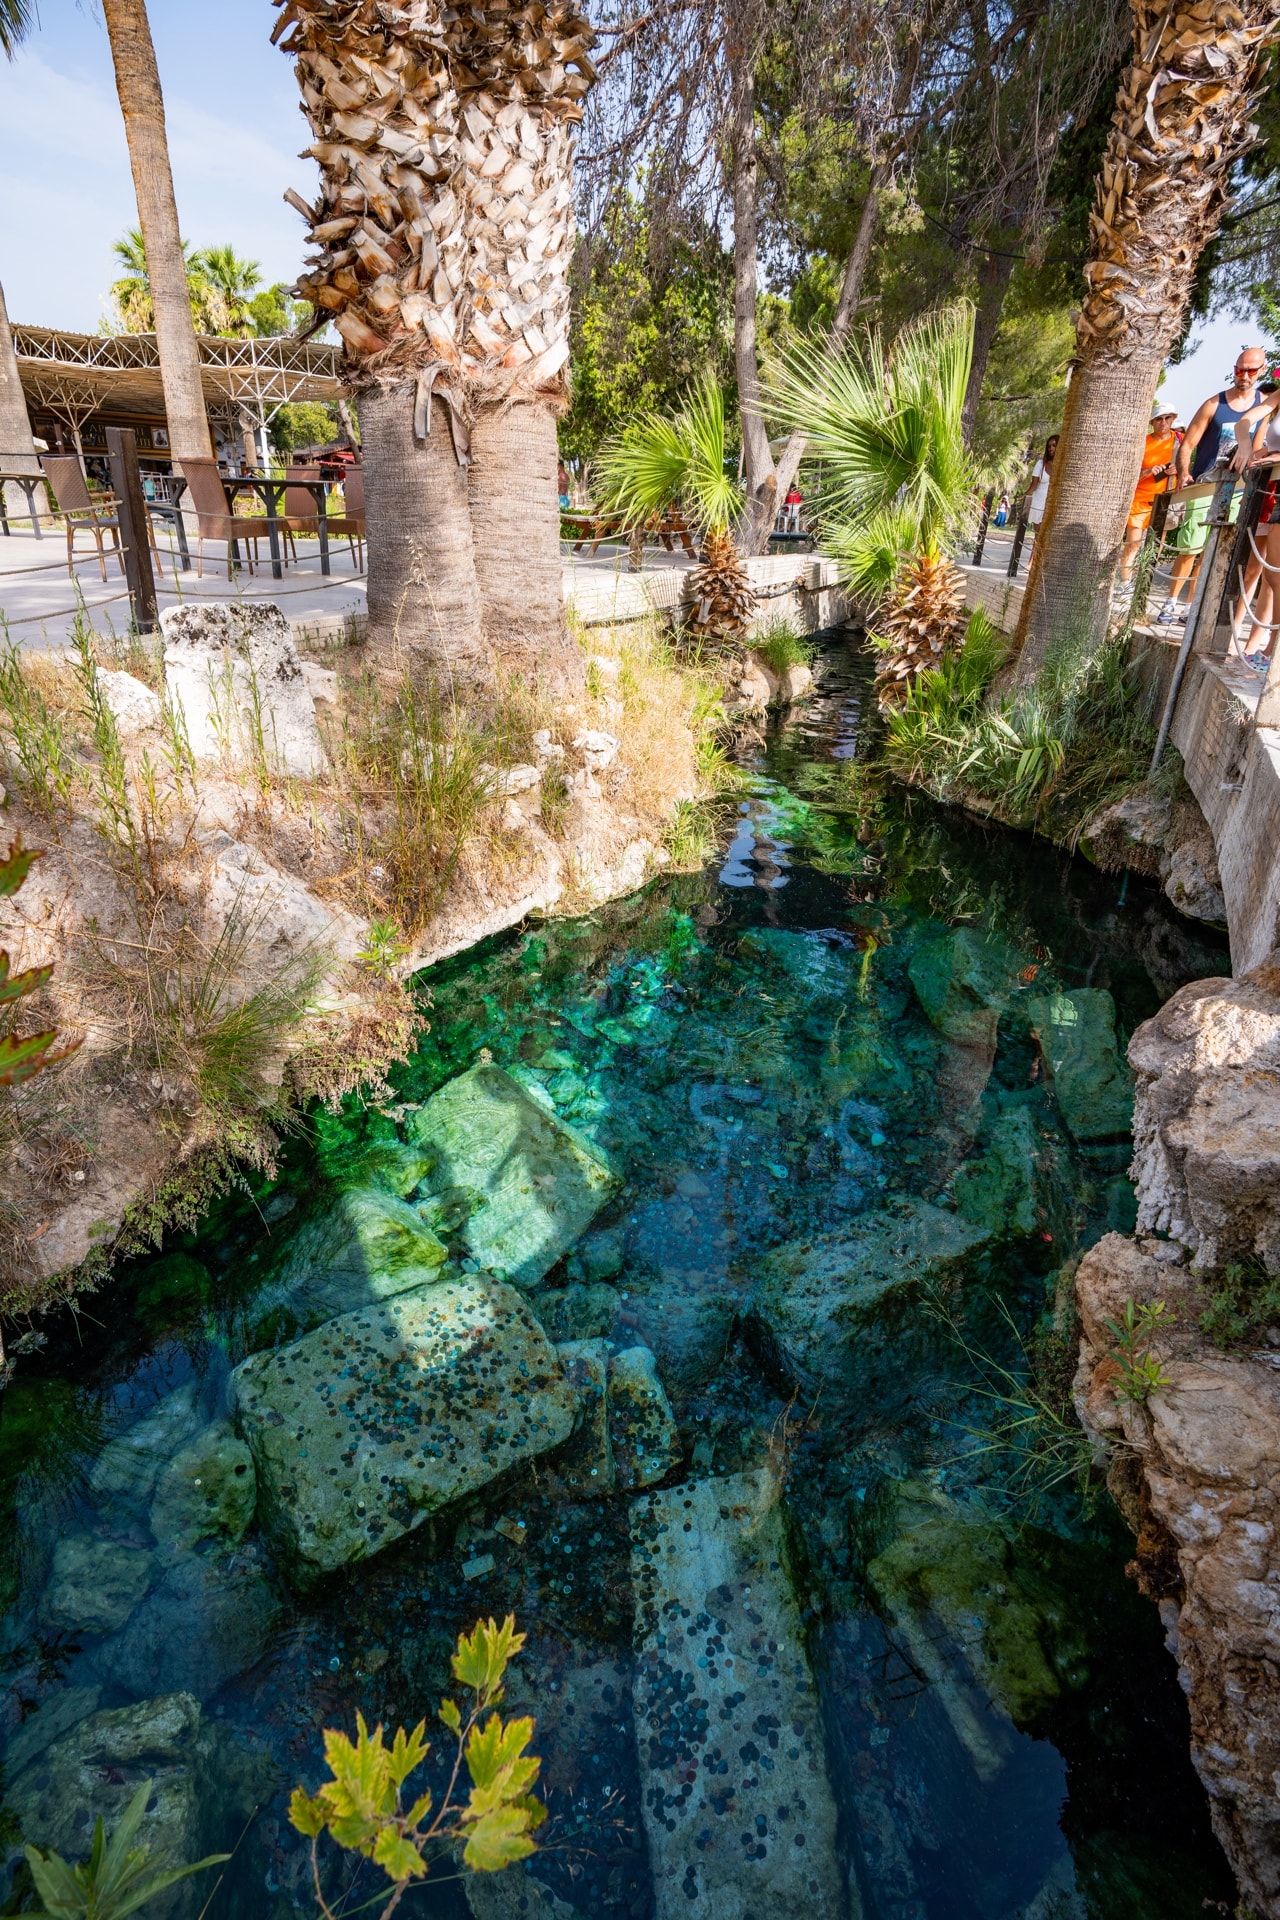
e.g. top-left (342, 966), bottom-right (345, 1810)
top-left (41, 455), bottom-right (131, 581)
top-left (179, 458), bottom-right (264, 578)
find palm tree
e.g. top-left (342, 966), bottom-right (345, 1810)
top-left (276, 0), bottom-right (596, 691)
top-left (773, 303), bottom-right (976, 704)
top-left (1010, 0), bottom-right (1280, 683)
top-left (598, 379), bottom-right (756, 643)
top-left (101, 0), bottom-right (213, 464)
top-left (192, 246), bottom-right (263, 337)
top-left (0, 0), bottom-right (33, 56)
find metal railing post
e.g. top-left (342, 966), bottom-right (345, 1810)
top-left (1007, 510), bottom-right (1029, 578)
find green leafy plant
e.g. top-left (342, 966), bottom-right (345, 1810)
top-left (358, 918), bottom-right (412, 979)
top-left (0, 635), bottom-right (74, 819)
top-left (71, 619), bottom-right (152, 898)
top-left (1198, 1257), bottom-right (1280, 1349)
top-left (753, 620), bottom-right (815, 679)
top-left (0, 834), bottom-right (79, 1087)
top-left (597, 377), bottom-right (754, 641)
top-left (1104, 1298), bottom-right (1171, 1404)
top-left (290, 1615), bottom-right (544, 1918)
top-left (24, 1779), bottom-right (228, 1920)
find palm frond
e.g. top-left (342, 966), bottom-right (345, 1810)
top-left (824, 501), bottom-right (921, 607)
top-left (771, 302), bottom-right (977, 564)
top-left (597, 376), bottom-right (742, 537)
top-left (0, 0), bottom-right (35, 58)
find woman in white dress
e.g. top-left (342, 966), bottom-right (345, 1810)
top-left (1228, 385), bottom-right (1280, 666)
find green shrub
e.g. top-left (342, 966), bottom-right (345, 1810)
top-left (1199, 1258), bottom-right (1280, 1349)
top-left (753, 620), bottom-right (815, 678)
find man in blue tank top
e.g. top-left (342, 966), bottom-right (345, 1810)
top-left (1155, 347), bottom-right (1267, 624)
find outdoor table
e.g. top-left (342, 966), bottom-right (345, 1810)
top-left (0, 470), bottom-right (46, 539)
top-left (221, 474), bottom-right (331, 581)
top-left (144, 475), bottom-right (191, 572)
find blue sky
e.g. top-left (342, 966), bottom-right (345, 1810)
top-left (0, 0), bottom-right (320, 330)
top-left (0, 0), bottom-right (1261, 428)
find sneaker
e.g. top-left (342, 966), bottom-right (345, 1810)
top-left (1154, 600), bottom-right (1185, 625)
top-left (1245, 651), bottom-right (1272, 673)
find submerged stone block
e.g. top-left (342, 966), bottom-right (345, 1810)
top-left (149, 1424), bottom-right (256, 1559)
top-left (553, 1338), bottom-right (615, 1495)
top-left (252, 1186), bottom-right (449, 1338)
top-left (88, 1384), bottom-right (207, 1508)
top-left (231, 1277), bottom-right (580, 1582)
top-left (953, 1101), bottom-right (1066, 1241)
top-left (93, 1551), bottom-right (282, 1703)
top-left (908, 928), bottom-right (1015, 1048)
top-left (608, 1347), bottom-right (681, 1490)
top-left (746, 1200), bottom-right (990, 1412)
top-left (631, 1471), bottom-right (845, 1918)
top-left (1028, 988), bottom-right (1133, 1143)
top-left (40, 1535), bottom-right (153, 1636)
top-left (407, 1063), bottom-right (620, 1287)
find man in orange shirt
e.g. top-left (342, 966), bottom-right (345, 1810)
top-left (1119, 405), bottom-right (1179, 588)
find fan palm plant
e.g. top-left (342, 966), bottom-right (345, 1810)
top-left (0, 0), bottom-right (34, 57)
top-left (773, 303), bottom-right (976, 704)
top-left (598, 379), bottom-right (756, 643)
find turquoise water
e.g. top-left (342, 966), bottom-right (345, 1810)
top-left (0, 639), bottom-right (1235, 1919)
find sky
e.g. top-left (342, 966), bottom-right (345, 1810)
top-left (0, 0), bottom-right (1263, 424)
top-left (0, 0), bottom-right (320, 330)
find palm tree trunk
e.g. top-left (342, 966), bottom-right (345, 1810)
top-left (101, 0), bottom-right (213, 465)
top-left (277, 0), bottom-right (593, 690)
top-left (961, 244), bottom-right (1015, 445)
top-left (358, 385), bottom-right (486, 682)
top-left (1011, 0), bottom-right (1280, 684)
top-left (728, 39), bottom-right (777, 554)
top-left (469, 400), bottom-right (579, 688)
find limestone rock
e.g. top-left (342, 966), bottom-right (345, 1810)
top-left (300, 659), bottom-right (338, 704)
top-left (407, 1063), bottom-right (619, 1288)
top-left (631, 1471), bottom-right (846, 1917)
top-left (723, 656), bottom-right (774, 717)
top-left (1027, 988), bottom-right (1133, 1143)
top-left (1073, 1232), bottom-right (1280, 1917)
top-left (1128, 956), bottom-right (1280, 1271)
top-left (572, 730), bottom-right (620, 772)
top-left (149, 1424), bottom-right (256, 1558)
top-left (252, 1186), bottom-right (448, 1339)
top-left (161, 601), bottom-right (327, 777)
top-left (908, 927), bottom-right (1014, 1049)
top-left (1079, 789), bottom-right (1171, 879)
top-left (231, 1277), bottom-right (580, 1583)
top-left (92, 1552), bottom-right (281, 1702)
top-left (777, 660), bottom-right (814, 703)
top-left (607, 1346), bottom-right (681, 1491)
top-left (40, 1535), bottom-right (154, 1636)
top-left (98, 668), bottom-right (162, 737)
top-left (1, 1685), bottom-right (101, 1778)
top-left (746, 1201), bottom-right (990, 1412)
top-left (564, 1225), bottom-right (625, 1284)
top-left (553, 1338), bottom-right (615, 1495)
top-left (89, 1384), bottom-right (207, 1508)
top-left (1164, 833), bottom-right (1226, 925)
top-left (199, 830), bottom-right (365, 978)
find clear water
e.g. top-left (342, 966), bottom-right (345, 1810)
top-left (0, 639), bottom-right (1236, 1920)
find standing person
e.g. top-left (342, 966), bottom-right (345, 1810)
top-left (1154, 345), bottom-right (1268, 623)
top-left (557, 459), bottom-right (572, 511)
top-left (1118, 405), bottom-right (1179, 587)
top-left (994, 493), bottom-right (1009, 527)
top-left (784, 481), bottom-right (803, 533)
top-left (1020, 436), bottom-right (1058, 563)
top-left (1224, 379), bottom-right (1280, 665)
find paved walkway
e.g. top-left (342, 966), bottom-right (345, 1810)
top-left (0, 519), bottom-right (712, 652)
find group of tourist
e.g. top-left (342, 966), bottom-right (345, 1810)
top-left (1019, 344), bottom-right (1280, 672)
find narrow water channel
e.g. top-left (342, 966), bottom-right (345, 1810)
top-left (0, 637), bottom-right (1236, 1920)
